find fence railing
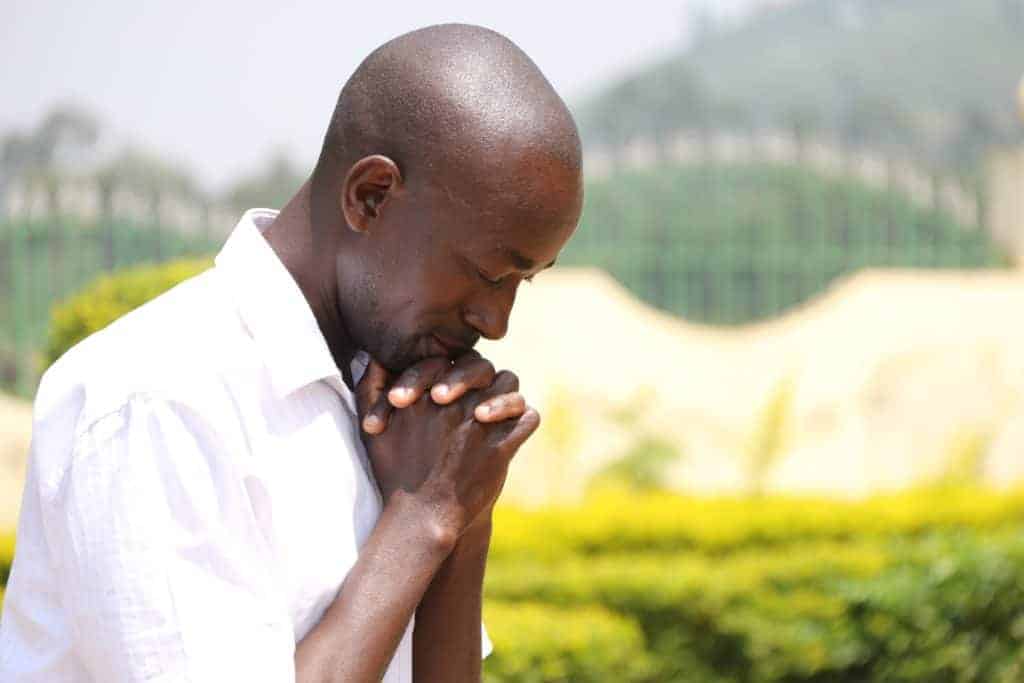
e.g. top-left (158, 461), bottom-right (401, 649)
top-left (1, 143), bottom-right (1019, 398)
top-left (0, 211), bottom-right (223, 397)
top-left (559, 159), bottom-right (1008, 325)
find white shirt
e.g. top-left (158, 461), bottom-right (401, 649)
top-left (0, 208), bottom-right (491, 682)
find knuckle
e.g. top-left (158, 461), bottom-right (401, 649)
top-left (495, 370), bottom-right (519, 392)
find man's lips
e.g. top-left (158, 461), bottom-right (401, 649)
top-left (431, 333), bottom-right (474, 358)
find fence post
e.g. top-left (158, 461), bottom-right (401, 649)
top-left (10, 217), bottom-right (29, 396)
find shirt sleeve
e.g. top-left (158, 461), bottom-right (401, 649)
top-left (45, 393), bottom-right (295, 683)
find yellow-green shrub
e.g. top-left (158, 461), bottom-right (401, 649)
top-left (482, 601), bottom-right (653, 682)
top-left (490, 487), bottom-right (1024, 561)
top-left (0, 531), bottom-right (14, 587)
top-left (485, 490), bottom-right (1024, 682)
top-left (487, 531), bottom-right (1024, 681)
top-left (45, 258), bottom-right (212, 366)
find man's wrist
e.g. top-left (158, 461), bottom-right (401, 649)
top-left (386, 490), bottom-right (460, 556)
top-left (460, 510), bottom-right (493, 547)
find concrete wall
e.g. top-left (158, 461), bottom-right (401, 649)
top-left (480, 268), bottom-right (1024, 504)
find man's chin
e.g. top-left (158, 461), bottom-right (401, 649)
top-left (373, 335), bottom-right (449, 374)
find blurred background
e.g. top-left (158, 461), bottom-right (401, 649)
top-left (4, 0), bottom-right (1024, 680)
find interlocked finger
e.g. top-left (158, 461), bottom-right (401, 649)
top-left (491, 407), bottom-right (541, 457)
top-left (473, 391), bottom-right (527, 423)
top-left (458, 369), bottom-right (520, 422)
top-left (357, 359), bottom-right (393, 435)
top-left (387, 357), bottom-right (452, 408)
top-left (429, 352), bottom-right (496, 404)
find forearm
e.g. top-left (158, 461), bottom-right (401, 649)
top-left (412, 515), bottom-right (492, 682)
top-left (295, 492), bottom-right (455, 683)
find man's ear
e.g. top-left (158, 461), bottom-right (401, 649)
top-left (341, 154), bottom-right (403, 233)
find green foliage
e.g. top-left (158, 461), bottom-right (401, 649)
top-left (934, 424), bottom-right (993, 487)
top-left (588, 436), bottom-right (680, 494)
top-left (489, 487), bottom-right (1024, 561)
top-left (483, 601), bottom-right (653, 683)
top-left (484, 489), bottom-right (1024, 681)
top-left (590, 387), bottom-right (682, 494)
top-left (5, 490), bottom-right (1024, 679)
top-left (45, 257), bottom-right (212, 366)
top-left (744, 375), bottom-right (796, 494)
top-left (1, 217), bottom-right (217, 396)
top-left (0, 531), bottom-right (13, 588)
top-left (579, 0), bottom-right (1024, 169)
top-left (222, 152), bottom-right (304, 211)
top-left (565, 162), bottom-right (1007, 325)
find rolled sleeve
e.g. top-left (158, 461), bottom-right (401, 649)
top-left (46, 393), bottom-right (293, 683)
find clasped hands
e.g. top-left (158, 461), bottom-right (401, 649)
top-left (355, 351), bottom-right (538, 541)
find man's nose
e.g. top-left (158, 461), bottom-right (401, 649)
top-left (464, 285), bottom-right (518, 341)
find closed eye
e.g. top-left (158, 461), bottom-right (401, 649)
top-left (477, 268), bottom-right (504, 286)
top-left (477, 268), bottom-right (536, 286)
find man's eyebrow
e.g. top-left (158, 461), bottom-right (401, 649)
top-left (505, 248), bottom-right (557, 272)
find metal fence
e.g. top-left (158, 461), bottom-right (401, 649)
top-left (0, 213), bottom-right (222, 397)
top-left (560, 158), bottom-right (1008, 326)
top-left (1, 145), bottom-right (1018, 398)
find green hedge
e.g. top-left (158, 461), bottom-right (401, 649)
top-left (482, 489), bottom-right (1024, 682)
top-left (483, 601), bottom-right (653, 682)
top-left (6, 489), bottom-right (1024, 680)
top-left (484, 532), bottom-right (1024, 681)
top-left (567, 163), bottom-right (1008, 325)
top-left (488, 487), bottom-right (1024, 560)
top-left (45, 257), bottom-right (212, 367)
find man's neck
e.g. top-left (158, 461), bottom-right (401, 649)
top-left (263, 181), bottom-right (360, 389)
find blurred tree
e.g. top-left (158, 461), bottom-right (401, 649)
top-left (222, 151), bottom-right (305, 211)
top-left (0, 104), bottom-right (100, 214)
top-left (688, 1), bottom-right (719, 48)
top-left (948, 107), bottom-right (1001, 173)
top-left (1000, 0), bottom-right (1024, 28)
top-left (578, 62), bottom-right (712, 164)
top-left (93, 147), bottom-right (204, 265)
top-left (95, 147), bottom-right (202, 217)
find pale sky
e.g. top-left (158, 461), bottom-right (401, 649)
top-left (2, 0), bottom-right (767, 192)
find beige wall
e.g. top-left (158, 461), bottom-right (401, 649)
top-left (5, 267), bottom-right (1024, 522)
top-left (480, 268), bottom-right (1024, 504)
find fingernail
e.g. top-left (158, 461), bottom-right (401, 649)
top-left (434, 384), bottom-right (449, 396)
top-left (363, 415), bottom-right (380, 431)
top-left (478, 405), bottom-right (491, 417)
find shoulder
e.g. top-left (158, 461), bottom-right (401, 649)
top-left (31, 267), bottom-right (262, 490)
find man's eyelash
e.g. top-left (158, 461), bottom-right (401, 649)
top-left (478, 269), bottom-right (503, 285)
top-left (477, 269), bottom-right (535, 285)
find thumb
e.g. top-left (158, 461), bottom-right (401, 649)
top-left (356, 358), bottom-right (391, 421)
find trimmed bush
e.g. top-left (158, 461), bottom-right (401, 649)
top-left (45, 257), bottom-right (212, 366)
top-left (0, 531), bottom-right (13, 587)
top-left (484, 490), bottom-right (1024, 682)
top-left (0, 532), bottom-right (14, 613)
top-left (483, 601), bottom-right (653, 683)
top-left (489, 487), bottom-right (1024, 561)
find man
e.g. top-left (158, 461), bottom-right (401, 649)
top-left (0, 23), bottom-right (583, 683)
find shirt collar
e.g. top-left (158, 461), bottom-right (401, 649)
top-left (214, 208), bottom-right (369, 401)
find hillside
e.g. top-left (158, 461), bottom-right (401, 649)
top-left (577, 0), bottom-right (1024, 171)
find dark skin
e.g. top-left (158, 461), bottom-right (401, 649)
top-left (266, 142), bottom-right (582, 682)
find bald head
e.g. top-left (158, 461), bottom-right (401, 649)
top-left (314, 23), bottom-right (581, 188)
top-left (294, 24), bottom-right (584, 373)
